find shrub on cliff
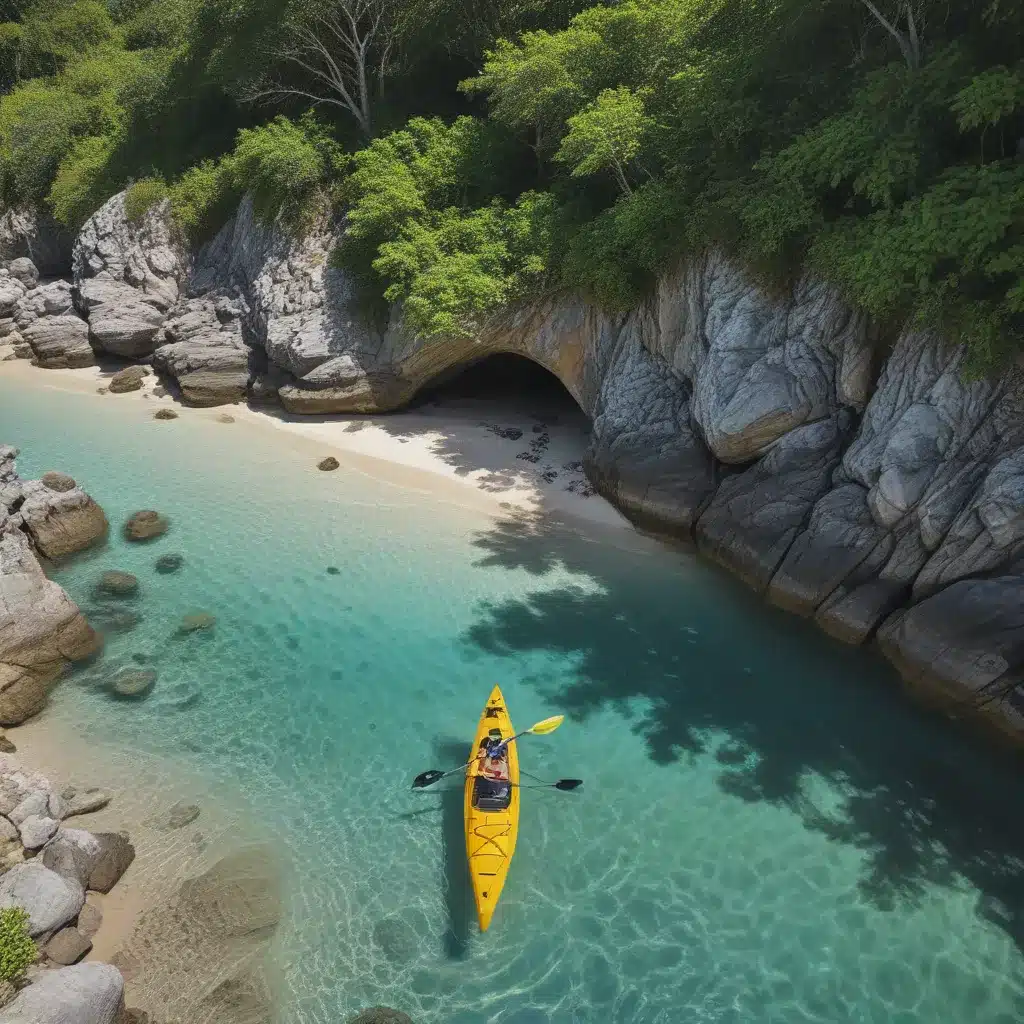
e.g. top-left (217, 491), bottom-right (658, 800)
top-left (124, 176), bottom-right (169, 224)
top-left (0, 907), bottom-right (36, 984)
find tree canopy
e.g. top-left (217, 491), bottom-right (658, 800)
top-left (0, 0), bottom-right (1020, 370)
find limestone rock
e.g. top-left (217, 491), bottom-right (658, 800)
top-left (95, 571), bottom-right (138, 598)
top-left (41, 829), bottom-right (134, 893)
top-left (18, 478), bottom-right (108, 560)
top-left (8, 257), bottom-right (39, 289)
top-left (317, 457), bottom-right (339, 471)
top-left (44, 927), bottom-right (92, 965)
top-left (769, 331), bottom-right (1019, 644)
top-left (650, 255), bottom-right (873, 463)
top-left (586, 306), bottom-right (718, 532)
top-left (697, 413), bottom-right (853, 591)
top-left (0, 862), bottom-right (84, 936)
top-left (9, 789), bottom-right (49, 825)
top-left (107, 366), bottom-right (149, 394)
top-left (0, 278), bottom-right (25, 320)
top-left (0, 528), bottom-right (100, 725)
top-left (20, 316), bottom-right (94, 370)
top-left (73, 192), bottom-right (186, 359)
top-left (61, 789), bottom-right (112, 819)
top-left (153, 408), bottom-right (177, 420)
top-left (0, 962), bottom-right (125, 1024)
top-left (76, 895), bottom-right (102, 938)
top-left (19, 815), bottom-right (59, 849)
top-left (0, 344), bottom-right (16, 362)
top-left (123, 510), bottom-right (168, 541)
top-left (152, 294), bottom-right (251, 406)
top-left (878, 573), bottom-right (1024, 732)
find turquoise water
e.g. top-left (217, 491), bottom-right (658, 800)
top-left (2, 377), bottom-right (1024, 1024)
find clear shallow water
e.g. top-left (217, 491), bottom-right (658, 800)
top-left (2, 380), bottom-right (1024, 1024)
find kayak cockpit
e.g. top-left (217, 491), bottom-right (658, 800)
top-left (473, 775), bottom-right (512, 811)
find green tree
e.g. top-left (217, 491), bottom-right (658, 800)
top-left (556, 86), bottom-right (652, 194)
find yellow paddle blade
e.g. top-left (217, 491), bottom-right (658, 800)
top-left (528, 715), bottom-right (565, 736)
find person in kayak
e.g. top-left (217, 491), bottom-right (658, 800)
top-left (483, 735), bottom-right (510, 761)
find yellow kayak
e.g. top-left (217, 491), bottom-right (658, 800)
top-left (464, 685), bottom-right (520, 931)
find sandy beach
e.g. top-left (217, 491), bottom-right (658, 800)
top-left (0, 360), bottom-right (633, 532)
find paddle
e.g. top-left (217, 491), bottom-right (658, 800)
top-left (412, 714), bottom-right (565, 789)
top-left (519, 770), bottom-right (582, 791)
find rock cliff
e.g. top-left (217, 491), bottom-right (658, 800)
top-left (9, 193), bottom-right (1024, 738)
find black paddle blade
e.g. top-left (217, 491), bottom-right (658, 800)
top-left (413, 770), bottom-right (446, 789)
top-left (554, 779), bottom-right (583, 791)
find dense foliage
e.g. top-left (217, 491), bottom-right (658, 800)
top-left (0, 0), bottom-right (1021, 368)
top-left (0, 907), bottom-right (36, 984)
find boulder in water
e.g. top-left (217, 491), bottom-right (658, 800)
top-left (123, 510), bottom-right (168, 541)
top-left (317, 456), bottom-right (340, 471)
top-left (154, 552), bottom-right (183, 573)
top-left (177, 612), bottom-right (215, 634)
top-left (347, 1010), bottom-right (415, 1024)
top-left (216, 413), bottom-right (235, 424)
top-left (96, 571), bottom-right (138, 597)
top-left (41, 471), bottom-right (76, 493)
top-left (109, 669), bottom-right (156, 698)
top-left (153, 407), bottom-right (178, 420)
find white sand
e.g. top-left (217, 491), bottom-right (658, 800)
top-left (0, 361), bottom-right (633, 532)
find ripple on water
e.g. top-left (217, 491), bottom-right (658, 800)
top-left (2, 382), bottom-right (1024, 1024)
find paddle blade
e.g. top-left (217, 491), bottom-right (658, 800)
top-left (554, 779), bottom-right (583, 791)
top-left (528, 715), bottom-right (565, 736)
top-left (412, 770), bottom-right (445, 789)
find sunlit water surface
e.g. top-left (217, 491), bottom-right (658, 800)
top-left (2, 377), bottom-right (1023, 1024)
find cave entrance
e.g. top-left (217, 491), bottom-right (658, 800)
top-left (413, 352), bottom-right (587, 428)
top-left (411, 352), bottom-right (594, 493)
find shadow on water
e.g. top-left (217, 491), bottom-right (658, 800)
top-left (461, 512), bottom-right (1024, 954)
top-left (436, 737), bottom-right (473, 960)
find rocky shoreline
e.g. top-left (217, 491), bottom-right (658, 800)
top-left (0, 441), bottom-right (417, 1023)
top-left (1, 194), bottom-right (1022, 743)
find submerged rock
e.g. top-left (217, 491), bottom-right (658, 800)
top-left (146, 800), bottom-right (200, 832)
top-left (83, 603), bottom-right (141, 635)
top-left (153, 408), bottom-right (178, 420)
top-left (154, 552), bottom-right (183, 573)
top-left (109, 669), bottom-right (156, 698)
top-left (96, 571), bottom-right (138, 597)
top-left (177, 612), bottom-right (215, 634)
top-left (123, 510), bottom-right (168, 541)
top-left (348, 1010), bottom-right (415, 1024)
top-left (317, 456), bottom-right (340, 471)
